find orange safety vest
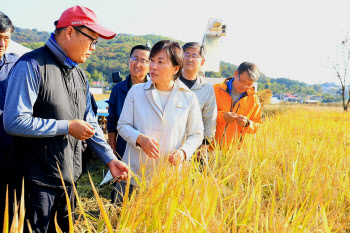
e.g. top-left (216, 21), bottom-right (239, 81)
top-left (213, 77), bottom-right (261, 148)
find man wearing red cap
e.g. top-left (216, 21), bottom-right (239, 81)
top-left (4, 6), bottom-right (129, 232)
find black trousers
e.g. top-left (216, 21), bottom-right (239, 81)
top-left (111, 181), bottom-right (135, 206)
top-left (16, 180), bottom-right (76, 233)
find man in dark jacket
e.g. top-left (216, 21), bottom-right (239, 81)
top-left (107, 44), bottom-right (150, 159)
top-left (3, 6), bottom-right (129, 232)
top-left (0, 11), bottom-right (18, 231)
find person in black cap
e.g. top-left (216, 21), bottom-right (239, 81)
top-left (3, 6), bottom-right (129, 232)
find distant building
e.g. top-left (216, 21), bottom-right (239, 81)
top-left (305, 99), bottom-right (320, 104)
top-left (283, 93), bottom-right (298, 102)
top-left (91, 81), bottom-right (103, 87)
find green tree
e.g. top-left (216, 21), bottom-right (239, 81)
top-left (322, 93), bottom-right (341, 103)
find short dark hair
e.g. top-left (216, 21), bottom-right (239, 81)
top-left (183, 42), bottom-right (206, 58)
top-left (150, 40), bottom-right (183, 80)
top-left (130, 45), bottom-right (151, 57)
top-left (54, 20), bottom-right (67, 35)
top-left (237, 62), bottom-right (260, 82)
top-left (0, 12), bottom-right (14, 33)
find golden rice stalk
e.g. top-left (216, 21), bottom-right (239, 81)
top-left (88, 172), bottom-right (114, 232)
top-left (2, 185), bottom-right (9, 233)
top-left (122, 176), bottom-right (131, 208)
top-left (5, 180), bottom-right (30, 233)
top-left (26, 220), bottom-right (32, 233)
top-left (9, 192), bottom-right (17, 233)
top-left (18, 179), bottom-right (25, 233)
top-left (69, 170), bottom-right (92, 233)
top-left (256, 89), bottom-right (273, 108)
top-left (54, 212), bottom-right (63, 233)
top-left (56, 162), bottom-right (74, 233)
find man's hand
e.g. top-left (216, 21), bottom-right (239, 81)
top-left (223, 112), bottom-right (238, 124)
top-left (136, 134), bottom-right (160, 159)
top-left (236, 115), bottom-right (249, 127)
top-left (107, 159), bottom-right (129, 182)
top-left (168, 150), bottom-right (186, 166)
top-left (68, 119), bottom-right (95, 140)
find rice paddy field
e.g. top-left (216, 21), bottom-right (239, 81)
top-left (67, 104), bottom-right (349, 232)
top-left (5, 104), bottom-right (350, 232)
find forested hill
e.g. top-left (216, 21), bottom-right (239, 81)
top-left (12, 27), bottom-right (328, 98)
top-left (11, 27), bottom-right (269, 82)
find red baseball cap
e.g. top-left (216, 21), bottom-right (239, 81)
top-left (56, 6), bottom-right (116, 40)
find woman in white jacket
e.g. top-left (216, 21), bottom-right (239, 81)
top-left (113, 40), bottom-right (203, 203)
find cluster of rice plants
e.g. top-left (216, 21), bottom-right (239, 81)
top-left (73, 106), bottom-right (349, 232)
top-left (4, 106), bottom-right (350, 232)
top-left (2, 180), bottom-right (29, 233)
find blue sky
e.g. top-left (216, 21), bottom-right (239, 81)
top-left (2, 0), bottom-right (350, 84)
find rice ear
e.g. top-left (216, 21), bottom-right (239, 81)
top-left (69, 169), bottom-right (92, 233)
top-left (88, 173), bottom-right (114, 232)
top-left (18, 179), bottom-right (25, 233)
top-left (9, 192), bottom-right (17, 233)
top-left (56, 162), bottom-right (74, 232)
top-left (2, 185), bottom-right (9, 233)
top-left (54, 212), bottom-right (63, 233)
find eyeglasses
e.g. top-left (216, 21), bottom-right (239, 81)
top-left (73, 27), bottom-right (98, 48)
top-left (238, 74), bottom-right (254, 88)
top-left (184, 53), bottom-right (202, 60)
top-left (130, 56), bottom-right (149, 64)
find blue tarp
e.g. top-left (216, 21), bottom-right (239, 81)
top-left (96, 99), bottom-right (109, 117)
